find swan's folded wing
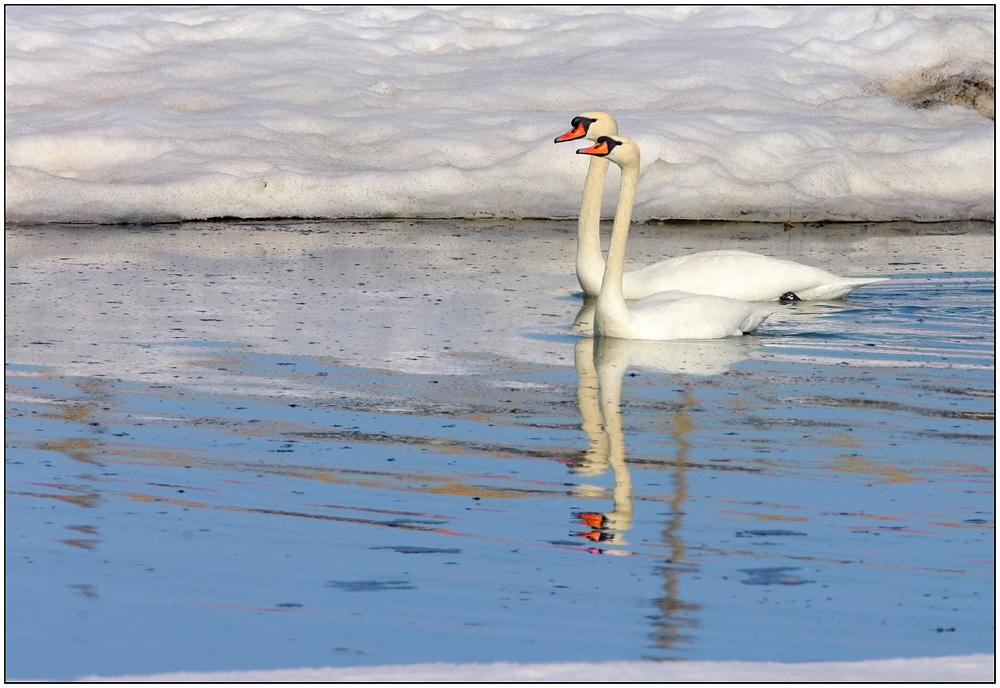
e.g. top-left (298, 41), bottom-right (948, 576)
top-left (625, 250), bottom-right (888, 302)
top-left (628, 294), bottom-right (778, 340)
top-left (628, 289), bottom-right (700, 306)
top-left (739, 303), bottom-right (789, 333)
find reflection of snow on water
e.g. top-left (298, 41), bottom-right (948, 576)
top-left (487, 380), bottom-right (558, 390)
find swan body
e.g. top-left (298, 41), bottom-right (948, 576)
top-left (556, 112), bottom-right (887, 301)
top-left (622, 250), bottom-right (887, 301)
top-left (579, 135), bottom-right (786, 341)
top-left (604, 288), bottom-right (784, 340)
top-left (573, 301), bottom-right (755, 375)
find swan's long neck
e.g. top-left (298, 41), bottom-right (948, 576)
top-left (577, 156), bottom-right (609, 297)
top-left (596, 157), bottom-right (639, 326)
top-left (595, 341), bottom-right (633, 528)
top-left (575, 337), bottom-right (609, 473)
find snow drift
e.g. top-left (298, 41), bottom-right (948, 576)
top-left (4, 5), bottom-right (994, 224)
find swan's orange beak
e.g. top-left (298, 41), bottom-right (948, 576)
top-left (577, 140), bottom-right (609, 156)
top-left (554, 123), bottom-right (587, 143)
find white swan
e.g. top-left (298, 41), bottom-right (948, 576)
top-left (555, 112), bottom-right (888, 301)
top-left (578, 135), bottom-right (786, 340)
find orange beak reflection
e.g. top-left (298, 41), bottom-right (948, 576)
top-left (577, 140), bottom-right (609, 156)
top-left (576, 512), bottom-right (605, 529)
top-left (554, 123), bottom-right (587, 143)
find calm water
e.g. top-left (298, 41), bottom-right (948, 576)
top-left (5, 220), bottom-right (994, 679)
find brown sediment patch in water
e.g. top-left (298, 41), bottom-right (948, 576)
top-left (118, 490), bottom-right (462, 531)
top-left (802, 395), bottom-right (995, 423)
top-left (6, 485), bottom-right (101, 508)
top-left (121, 491), bottom-right (207, 509)
top-left (290, 428), bottom-right (574, 463)
top-left (58, 433), bottom-right (579, 499)
top-left (721, 511), bottom-right (811, 523)
top-left (423, 483), bottom-right (527, 499)
top-left (919, 385), bottom-right (994, 399)
top-left (934, 460), bottom-right (992, 474)
top-left (22, 424), bottom-right (592, 496)
top-left (822, 510), bottom-right (903, 522)
top-left (834, 455), bottom-right (918, 484)
top-left (814, 434), bottom-right (863, 449)
top-left (108, 489), bottom-right (560, 550)
top-left (42, 405), bottom-right (96, 424)
top-left (39, 437), bottom-right (100, 464)
top-left (59, 538), bottom-right (99, 550)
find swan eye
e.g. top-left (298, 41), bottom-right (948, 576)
top-left (572, 116), bottom-right (596, 130)
top-left (596, 136), bottom-right (622, 151)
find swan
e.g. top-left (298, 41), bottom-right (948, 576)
top-left (555, 112), bottom-right (888, 301)
top-left (578, 135), bottom-right (786, 340)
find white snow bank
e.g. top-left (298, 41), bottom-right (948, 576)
top-left (5, 6), bottom-right (994, 224)
top-left (78, 655), bottom-right (995, 683)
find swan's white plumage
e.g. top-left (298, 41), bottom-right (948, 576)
top-left (582, 135), bottom-right (786, 341)
top-left (599, 287), bottom-right (786, 340)
top-left (558, 112), bottom-right (887, 301)
top-left (624, 250), bottom-right (887, 301)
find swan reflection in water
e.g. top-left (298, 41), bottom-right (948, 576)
top-left (569, 304), bottom-right (759, 645)
top-left (568, 328), bottom-right (753, 548)
top-left (571, 336), bottom-right (634, 551)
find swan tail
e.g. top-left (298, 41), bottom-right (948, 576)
top-left (740, 304), bottom-right (789, 333)
top-left (796, 277), bottom-right (889, 300)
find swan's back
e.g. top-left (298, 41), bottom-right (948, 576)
top-left (623, 249), bottom-right (887, 301)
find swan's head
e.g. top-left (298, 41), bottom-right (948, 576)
top-left (554, 111), bottom-right (618, 143)
top-left (576, 135), bottom-right (639, 168)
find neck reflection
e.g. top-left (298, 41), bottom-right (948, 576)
top-left (569, 308), bottom-right (759, 648)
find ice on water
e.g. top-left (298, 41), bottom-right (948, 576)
top-left (5, 5), bottom-right (994, 224)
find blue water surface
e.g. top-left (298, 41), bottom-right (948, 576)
top-left (5, 223), bottom-right (994, 679)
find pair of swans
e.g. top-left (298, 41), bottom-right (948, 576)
top-left (555, 112), bottom-right (887, 340)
